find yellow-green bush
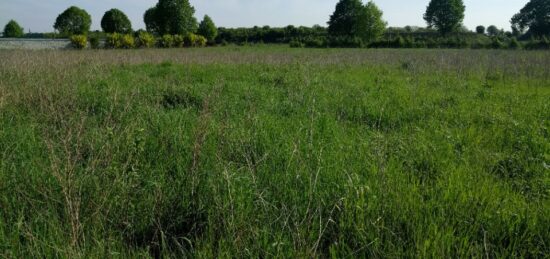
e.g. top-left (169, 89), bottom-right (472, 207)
top-left (105, 33), bottom-right (123, 49)
top-left (184, 33), bottom-right (207, 47)
top-left (121, 34), bottom-right (135, 49)
top-left (173, 35), bottom-right (185, 47)
top-left (136, 31), bottom-right (155, 48)
top-left (70, 35), bottom-right (88, 49)
top-left (159, 35), bottom-right (174, 48)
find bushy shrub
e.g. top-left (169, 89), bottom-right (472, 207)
top-left (121, 34), bottom-right (135, 49)
top-left (184, 33), bottom-right (206, 47)
top-left (289, 40), bottom-right (305, 48)
top-left (304, 38), bottom-right (326, 48)
top-left (328, 36), bottom-right (364, 48)
top-left (159, 34), bottom-right (175, 48)
top-left (490, 38), bottom-right (504, 49)
top-left (89, 34), bottom-right (101, 49)
top-left (105, 33), bottom-right (123, 48)
top-left (509, 37), bottom-right (521, 49)
top-left (136, 31), bottom-right (155, 48)
top-left (70, 35), bottom-right (88, 49)
top-left (174, 35), bottom-right (185, 47)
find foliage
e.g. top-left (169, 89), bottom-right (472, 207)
top-left (69, 34), bottom-right (88, 49)
top-left (121, 34), bottom-right (135, 49)
top-left (289, 40), bottom-right (305, 48)
top-left (174, 34), bottom-right (185, 47)
top-left (54, 6), bottom-right (92, 36)
top-left (184, 33), bottom-right (206, 47)
top-left (328, 0), bottom-right (366, 38)
top-left (146, 0), bottom-right (198, 35)
top-left (89, 34), bottom-right (101, 49)
top-left (358, 1), bottom-right (386, 43)
top-left (511, 0), bottom-right (550, 37)
top-left (105, 33), bottom-right (123, 49)
top-left (197, 15), bottom-right (218, 43)
top-left (101, 9), bottom-right (133, 34)
top-left (159, 34), bottom-right (175, 48)
top-left (144, 7), bottom-right (160, 35)
top-left (136, 31), bottom-right (156, 48)
top-left (424, 0), bottom-right (466, 34)
top-left (3, 20), bottom-right (24, 38)
top-left (509, 37), bottom-right (521, 49)
top-left (476, 25), bottom-right (485, 34)
top-left (487, 25), bottom-right (500, 36)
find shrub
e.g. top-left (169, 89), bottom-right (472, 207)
top-left (304, 38), bottom-right (326, 48)
top-left (121, 34), bottom-right (135, 49)
top-left (70, 35), bottom-right (88, 49)
top-left (184, 33), bottom-right (206, 47)
top-left (174, 34), bottom-right (185, 47)
top-left (136, 31), bottom-right (155, 48)
top-left (490, 38), bottom-right (504, 49)
top-left (105, 33), bottom-right (123, 48)
top-left (289, 40), bottom-right (305, 48)
top-left (89, 34), bottom-right (101, 49)
top-left (159, 34), bottom-right (174, 48)
top-left (328, 36), bottom-right (363, 48)
top-left (509, 37), bottom-right (521, 49)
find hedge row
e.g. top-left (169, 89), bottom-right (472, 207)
top-left (70, 32), bottom-right (207, 49)
top-left (289, 36), bottom-right (550, 50)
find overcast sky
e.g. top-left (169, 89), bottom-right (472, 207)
top-left (0, 0), bottom-right (528, 33)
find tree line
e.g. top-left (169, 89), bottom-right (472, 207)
top-left (2, 0), bottom-right (550, 49)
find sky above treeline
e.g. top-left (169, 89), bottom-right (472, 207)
top-left (0, 0), bottom-right (528, 33)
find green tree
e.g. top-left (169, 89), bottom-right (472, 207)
top-left (487, 25), bottom-right (499, 36)
top-left (144, 7), bottom-right (160, 35)
top-left (197, 15), bottom-right (218, 42)
top-left (358, 1), bottom-right (386, 43)
top-left (3, 20), bottom-right (24, 38)
top-left (101, 9), bottom-right (133, 34)
top-left (54, 6), bottom-right (92, 35)
top-left (157, 0), bottom-right (198, 35)
top-left (476, 25), bottom-right (485, 34)
top-left (511, 0), bottom-right (550, 37)
top-left (424, 0), bottom-right (465, 35)
top-left (328, 0), bottom-right (365, 37)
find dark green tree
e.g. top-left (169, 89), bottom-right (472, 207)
top-left (101, 9), bottom-right (133, 34)
top-left (511, 0), bottom-right (550, 37)
top-left (197, 15), bottom-right (218, 42)
top-left (144, 7), bottom-right (160, 35)
top-left (487, 25), bottom-right (499, 36)
top-left (3, 20), bottom-right (24, 38)
top-left (424, 0), bottom-right (465, 34)
top-left (54, 6), bottom-right (92, 35)
top-left (476, 25), bottom-right (485, 34)
top-left (157, 0), bottom-right (198, 35)
top-left (328, 0), bottom-right (365, 37)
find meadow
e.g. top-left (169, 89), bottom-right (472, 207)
top-left (0, 46), bottom-right (548, 258)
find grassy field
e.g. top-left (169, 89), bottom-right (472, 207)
top-left (0, 47), bottom-right (549, 258)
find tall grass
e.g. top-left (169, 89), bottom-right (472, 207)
top-left (0, 47), bottom-right (549, 258)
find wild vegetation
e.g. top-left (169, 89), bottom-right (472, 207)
top-left (0, 47), bottom-right (548, 257)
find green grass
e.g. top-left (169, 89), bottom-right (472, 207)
top-left (0, 47), bottom-right (549, 258)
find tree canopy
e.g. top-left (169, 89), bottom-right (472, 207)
top-left (101, 9), bottom-right (133, 34)
top-left (54, 6), bottom-right (92, 35)
top-left (424, 0), bottom-right (465, 34)
top-left (3, 20), bottom-right (24, 38)
top-left (198, 15), bottom-right (218, 42)
top-left (511, 0), bottom-right (550, 37)
top-left (487, 25), bottom-right (500, 36)
top-left (328, 0), bottom-right (386, 42)
top-left (144, 7), bottom-right (160, 35)
top-left (145, 0), bottom-right (198, 35)
top-left (476, 25), bottom-right (485, 34)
